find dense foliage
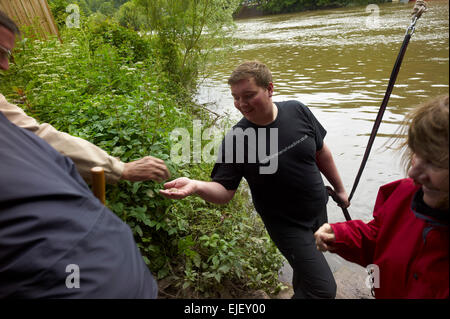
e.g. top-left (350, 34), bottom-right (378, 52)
top-left (50, 0), bottom-right (239, 90)
top-left (239, 0), bottom-right (392, 15)
top-left (0, 2), bottom-right (285, 297)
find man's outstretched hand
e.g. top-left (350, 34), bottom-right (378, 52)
top-left (121, 156), bottom-right (170, 182)
top-left (159, 177), bottom-right (197, 199)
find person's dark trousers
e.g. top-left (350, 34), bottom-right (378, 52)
top-left (264, 216), bottom-right (337, 299)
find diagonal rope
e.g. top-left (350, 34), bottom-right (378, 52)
top-left (328, 0), bottom-right (428, 221)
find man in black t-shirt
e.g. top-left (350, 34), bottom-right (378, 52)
top-left (211, 99), bottom-right (330, 228)
top-left (160, 61), bottom-right (349, 298)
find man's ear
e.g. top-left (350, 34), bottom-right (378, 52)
top-left (267, 82), bottom-right (274, 97)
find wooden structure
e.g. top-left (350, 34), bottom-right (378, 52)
top-left (91, 167), bottom-right (106, 205)
top-left (0, 0), bottom-right (60, 41)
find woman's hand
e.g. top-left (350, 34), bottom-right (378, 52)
top-left (314, 223), bottom-right (336, 252)
top-left (335, 189), bottom-right (350, 208)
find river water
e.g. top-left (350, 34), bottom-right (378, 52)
top-left (197, 0), bottom-right (449, 223)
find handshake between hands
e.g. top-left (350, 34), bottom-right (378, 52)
top-left (314, 223), bottom-right (337, 252)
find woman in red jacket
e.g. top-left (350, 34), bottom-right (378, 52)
top-left (314, 95), bottom-right (449, 299)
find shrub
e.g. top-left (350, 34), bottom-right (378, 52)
top-left (0, 20), bottom-right (284, 298)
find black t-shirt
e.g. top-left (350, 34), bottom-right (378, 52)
top-left (0, 112), bottom-right (157, 298)
top-left (211, 100), bottom-right (328, 227)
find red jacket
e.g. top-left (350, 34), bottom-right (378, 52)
top-left (331, 178), bottom-right (449, 299)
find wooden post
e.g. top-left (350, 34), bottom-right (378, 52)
top-left (91, 167), bottom-right (106, 205)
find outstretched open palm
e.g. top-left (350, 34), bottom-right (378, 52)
top-left (159, 177), bottom-right (196, 199)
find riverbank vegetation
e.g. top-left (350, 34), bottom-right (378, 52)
top-left (47, 0), bottom-right (395, 22)
top-left (0, 0), bottom-right (285, 298)
top-left (237, 0), bottom-right (393, 15)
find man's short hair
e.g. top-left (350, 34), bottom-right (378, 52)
top-left (0, 10), bottom-right (21, 35)
top-left (228, 61), bottom-right (272, 88)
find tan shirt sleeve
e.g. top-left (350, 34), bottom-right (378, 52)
top-left (0, 94), bottom-right (124, 184)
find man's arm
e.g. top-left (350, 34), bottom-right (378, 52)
top-left (316, 143), bottom-right (350, 207)
top-left (0, 94), bottom-right (169, 184)
top-left (159, 177), bottom-right (236, 205)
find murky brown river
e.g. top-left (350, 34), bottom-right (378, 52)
top-left (197, 0), bottom-right (449, 223)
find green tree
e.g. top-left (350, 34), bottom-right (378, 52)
top-left (78, 0), bottom-right (92, 15)
top-left (99, 2), bottom-right (115, 16)
top-left (135, 0), bottom-right (241, 90)
top-left (248, 0), bottom-right (390, 14)
top-left (112, 0), bottom-right (129, 8)
top-left (48, 0), bottom-right (71, 29)
top-left (134, 0), bottom-right (164, 35)
top-left (116, 1), bottom-right (144, 31)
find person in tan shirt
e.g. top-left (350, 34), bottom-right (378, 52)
top-left (0, 94), bottom-right (170, 184)
top-left (1, 14), bottom-right (169, 185)
top-left (1, 11), bottom-right (160, 298)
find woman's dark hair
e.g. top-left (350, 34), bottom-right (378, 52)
top-left (0, 10), bottom-right (21, 35)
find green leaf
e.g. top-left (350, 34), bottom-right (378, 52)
top-left (193, 252), bottom-right (202, 268)
top-left (157, 267), bottom-right (169, 279)
top-left (182, 281), bottom-right (191, 290)
top-left (132, 182), bottom-right (141, 194)
top-left (134, 225), bottom-right (143, 237)
top-left (218, 265), bottom-right (230, 274)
